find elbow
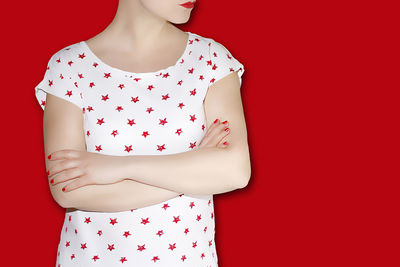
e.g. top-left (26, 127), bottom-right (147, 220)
top-left (235, 168), bottom-right (251, 189)
top-left (233, 157), bottom-right (252, 189)
top-left (223, 145), bottom-right (252, 190)
top-left (50, 186), bottom-right (71, 208)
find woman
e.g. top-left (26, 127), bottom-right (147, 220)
top-left (35, 0), bottom-right (250, 266)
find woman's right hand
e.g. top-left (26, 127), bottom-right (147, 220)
top-left (198, 119), bottom-right (230, 148)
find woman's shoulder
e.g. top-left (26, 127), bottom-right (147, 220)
top-left (46, 41), bottom-right (83, 66)
top-left (189, 32), bottom-right (235, 56)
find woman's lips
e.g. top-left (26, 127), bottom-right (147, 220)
top-left (180, 1), bottom-right (195, 9)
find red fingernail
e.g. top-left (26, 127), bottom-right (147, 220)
top-left (222, 120), bottom-right (228, 124)
top-left (48, 154), bottom-right (52, 159)
top-left (62, 187), bottom-right (66, 192)
top-left (223, 141), bottom-right (228, 145)
top-left (213, 119), bottom-right (219, 124)
top-left (224, 127), bottom-right (230, 132)
top-left (50, 179), bottom-right (54, 184)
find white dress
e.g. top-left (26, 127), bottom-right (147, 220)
top-left (35, 31), bottom-right (244, 267)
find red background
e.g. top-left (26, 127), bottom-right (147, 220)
top-left (1, 0), bottom-right (398, 266)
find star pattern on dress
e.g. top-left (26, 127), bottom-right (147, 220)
top-left (34, 31), bottom-right (245, 267)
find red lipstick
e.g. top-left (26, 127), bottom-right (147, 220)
top-left (180, 1), bottom-right (195, 9)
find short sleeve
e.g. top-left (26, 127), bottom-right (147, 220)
top-left (208, 39), bottom-right (245, 87)
top-left (34, 53), bottom-right (84, 111)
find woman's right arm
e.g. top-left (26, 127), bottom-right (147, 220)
top-left (43, 93), bottom-right (180, 212)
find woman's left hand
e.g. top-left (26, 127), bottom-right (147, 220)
top-left (47, 149), bottom-right (129, 192)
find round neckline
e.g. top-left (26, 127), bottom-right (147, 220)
top-left (80, 31), bottom-right (192, 77)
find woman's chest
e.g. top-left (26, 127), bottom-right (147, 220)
top-left (81, 73), bottom-right (209, 155)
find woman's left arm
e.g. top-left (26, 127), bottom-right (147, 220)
top-left (118, 71), bottom-right (251, 195)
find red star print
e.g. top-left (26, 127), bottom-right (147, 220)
top-left (81, 243), bottom-right (87, 250)
top-left (116, 106), bottom-right (123, 112)
top-left (192, 241), bottom-right (197, 248)
top-left (48, 80), bottom-right (53, 86)
top-left (184, 228), bottom-right (190, 234)
top-left (93, 62), bottom-right (98, 67)
top-left (162, 203), bottom-right (170, 210)
top-left (189, 202), bottom-right (195, 208)
top-left (208, 199), bottom-right (211, 205)
top-left (188, 67), bottom-right (194, 74)
top-left (177, 80), bottom-right (183, 85)
top-left (204, 226), bottom-right (207, 233)
top-left (199, 54), bottom-right (204, 60)
top-left (123, 231), bottom-right (131, 238)
top-left (120, 257), bottom-right (127, 263)
top-left (84, 217), bottom-right (91, 224)
top-left (209, 240), bottom-right (213, 247)
top-left (71, 254), bottom-right (75, 260)
top-left (181, 255), bottom-right (187, 262)
top-left (157, 144), bottom-right (166, 151)
top-left (131, 96), bottom-right (139, 103)
top-left (200, 253), bottom-right (205, 259)
top-left (161, 94), bottom-right (170, 100)
top-left (141, 217), bottom-right (150, 225)
top-left (89, 82), bottom-right (95, 88)
top-left (92, 255), bottom-right (100, 261)
top-left (199, 75), bottom-right (204, 80)
top-left (65, 226), bottom-right (68, 232)
top-left (151, 256), bottom-right (160, 262)
top-left (107, 244), bottom-right (115, 251)
top-left (104, 72), bottom-right (111, 78)
top-left (101, 94), bottom-right (109, 101)
top-left (125, 145), bottom-right (133, 153)
top-left (196, 214), bottom-right (202, 221)
top-left (146, 107), bottom-right (154, 113)
top-left (65, 241), bottom-right (70, 247)
top-left (95, 145), bottom-right (102, 152)
top-left (156, 230), bottom-right (164, 237)
top-left (159, 118), bottom-right (168, 125)
top-left (97, 230), bottom-right (103, 236)
top-left (74, 229), bottom-right (78, 234)
top-left (78, 53), bottom-right (85, 59)
top-left (87, 106), bottom-right (94, 112)
top-left (173, 216), bottom-right (181, 223)
top-left (133, 78), bottom-right (141, 82)
top-left (69, 215), bottom-right (72, 221)
top-left (74, 81), bottom-right (79, 88)
top-left (190, 114), bottom-right (197, 122)
top-left (178, 103), bottom-right (185, 109)
top-left (118, 84), bottom-right (125, 89)
top-left (97, 118), bottom-right (105, 125)
top-left (127, 119), bottom-right (136, 126)
top-left (137, 244), bottom-right (146, 251)
top-left (162, 72), bottom-right (170, 78)
top-left (207, 59), bottom-right (212, 66)
top-left (147, 85), bottom-right (154, 91)
top-left (189, 142), bottom-right (197, 149)
top-left (168, 243), bottom-right (177, 251)
top-left (202, 124), bottom-right (205, 131)
top-left (55, 58), bottom-right (61, 63)
top-left (190, 88), bottom-right (197, 96)
top-left (111, 130), bottom-right (118, 137)
top-left (68, 60), bottom-right (74, 66)
top-left (66, 90), bottom-right (73, 97)
top-left (109, 218), bottom-right (118, 225)
top-left (142, 131), bottom-right (150, 138)
top-left (176, 128), bottom-right (183, 135)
